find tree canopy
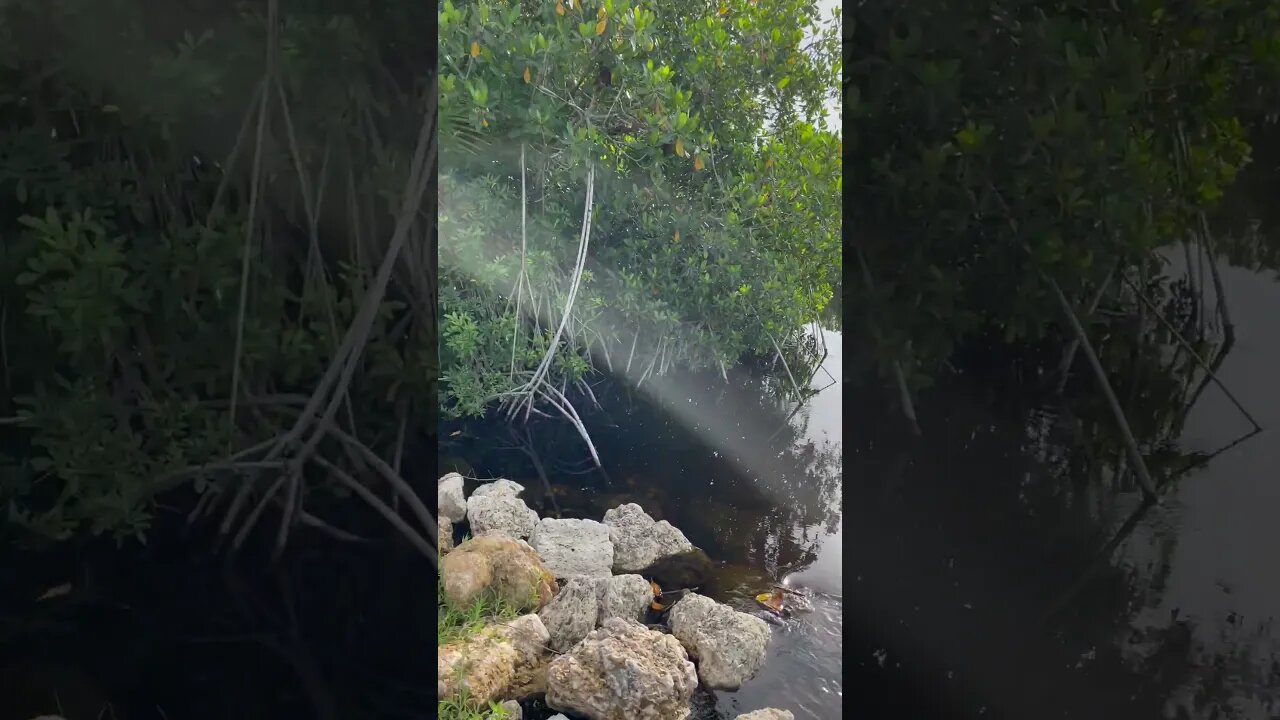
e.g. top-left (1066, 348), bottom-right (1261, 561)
top-left (437, 0), bottom-right (842, 421)
top-left (849, 0), bottom-right (1280, 393)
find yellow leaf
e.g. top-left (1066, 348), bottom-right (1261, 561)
top-left (470, 41), bottom-right (480, 58)
top-left (673, 230), bottom-right (681, 243)
top-left (556, 0), bottom-right (565, 16)
top-left (787, 55), bottom-right (796, 65)
top-left (481, 117), bottom-right (489, 127)
top-left (756, 590), bottom-right (784, 613)
top-left (765, 157), bottom-right (773, 169)
top-left (693, 154), bottom-right (704, 171)
top-left (523, 66), bottom-right (532, 83)
top-left (595, 17), bottom-right (607, 35)
top-left (675, 137), bottom-right (685, 157)
top-left (719, 4), bottom-right (728, 15)
top-left (598, 6), bottom-right (606, 19)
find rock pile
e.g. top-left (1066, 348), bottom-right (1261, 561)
top-left (438, 476), bottom-right (781, 719)
top-left (439, 533), bottom-right (557, 611)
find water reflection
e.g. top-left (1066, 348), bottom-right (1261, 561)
top-left (441, 328), bottom-right (843, 719)
top-left (1112, 257), bottom-right (1280, 719)
top-left (849, 211), bottom-right (1280, 717)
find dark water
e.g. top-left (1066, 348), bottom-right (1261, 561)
top-left (0, 499), bottom-right (435, 719)
top-left (848, 242), bottom-right (1280, 717)
top-left (442, 328), bottom-right (845, 719)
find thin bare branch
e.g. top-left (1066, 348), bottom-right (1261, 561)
top-left (328, 425), bottom-right (437, 545)
top-left (312, 456), bottom-right (436, 567)
top-left (1049, 276), bottom-right (1157, 501)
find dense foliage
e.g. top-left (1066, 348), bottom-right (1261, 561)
top-left (0, 0), bottom-right (437, 546)
top-left (849, 0), bottom-right (1280, 392)
top-left (437, 0), bottom-right (842, 419)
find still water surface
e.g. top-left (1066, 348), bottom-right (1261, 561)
top-left (849, 244), bottom-right (1280, 718)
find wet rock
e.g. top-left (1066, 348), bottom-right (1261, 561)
top-left (530, 517), bottom-right (614, 580)
top-left (473, 478), bottom-right (526, 498)
top-left (736, 710), bottom-right (795, 720)
top-left (641, 548), bottom-right (714, 591)
top-left (599, 574), bottom-right (653, 623)
top-left (438, 472), bottom-right (468, 523)
top-left (441, 535), bottom-right (557, 611)
top-left (468, 491), bottom-right (539, 539)
top-left (546, 617), bottom-right (698, 720)
top-left (603, 503), bottom-right (694, 573)
top-left (667, 592), bottom-right (770, 690)
top-left (538, 577), bottom-right (606, 652)
top-left (752, 609), bottom-right (786, 627)
top-left (498, 700), bottom-right (523, 719)
top-left (440, 516), bottom-right (455, 554)
top-left (438, 614), bottom-right (550, 705)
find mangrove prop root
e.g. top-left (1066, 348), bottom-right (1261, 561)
top-left (856, 246), bottom-right (920, 435)
top-left (1049, 276), bottom-right (1158, 501)
top-left (217, 71), bottom-right (437, 557)
top-left (1122, 275), bottom-right (1260, 432)
top-left (1055, 263), bottom-right (1118, 394)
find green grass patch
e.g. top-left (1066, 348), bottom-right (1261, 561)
top-left (438, 535), bottom-right (546, 717)
top-left (437, 573), bottom-right (523, 646)
top-left (437, 567), bottom-right (525, 718)
top-left (437, 534), bottom-right (526, 646)
top-left (438, 690), bottom-right (515, 720)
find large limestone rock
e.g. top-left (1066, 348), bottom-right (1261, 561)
top-left (468, 491), bottom-right (539, 539)
top-left (546, 617), bottom-right (698, 720)
top-left (530, 517), bottom-right (614, 580)
top-left (602, 503), bottom-right (693, 573)
top-left (667, 592), bottom-right (770, 690)
top-left (441, 535), bottom-right (557, 611)
top-left (473, 478), bottom-right (526, 497)
top-left (736, 711), bottom-right (795, 720)
top-left (438, 472), bottom-right (468, 523)
top-left (438, 614), bottom-right (550, 704)
top-left (599, 574), bottom-right (653, 623)
top-left (640, 548), bottom-right (713, 591)
top-left (440, 515), bottom-right (455, 555)
top-left (535, 573), bottom-right (654, 652)
top-left (538, 577), bottom-right (605, 652)
top-left (506, 655), bottom-right (551, 702)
